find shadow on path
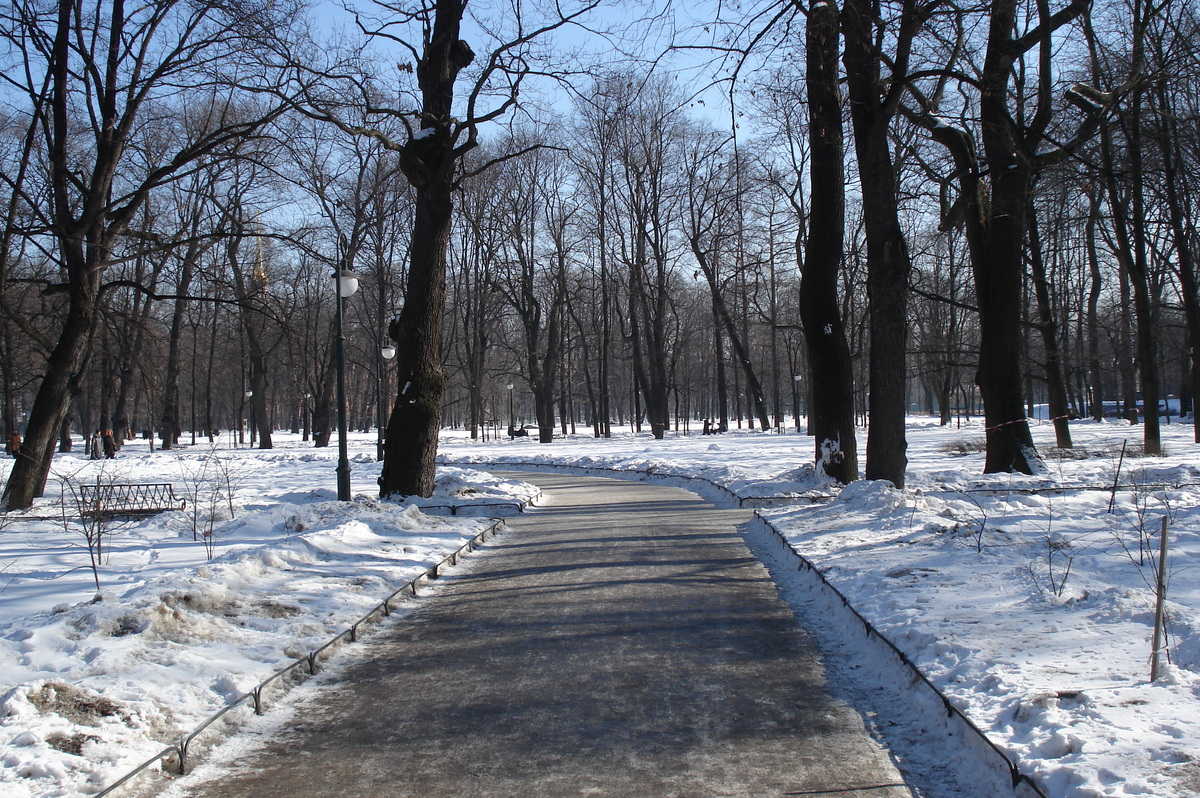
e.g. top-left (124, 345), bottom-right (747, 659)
top-left (171, 472), bottom-right (912, 798)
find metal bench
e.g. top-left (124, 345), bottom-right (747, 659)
top-left (78, 483), bottom-right (186, 520)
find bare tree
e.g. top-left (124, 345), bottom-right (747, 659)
top-left (1154, 60), bottom-right (1200, 440)
top-left (489, 135), bottom-right (574, 443)
top-left (683, 130), bottom-right (772, 432)
top-left (905, 0), bottom-right (1107, 473)
top-left (1026, 182), bottom-right (1075, 448)
top-left (570, 80), bottom-right (624, 437)
top-left (841, 0), bottom-right (934, 486)
top-left (158, 165), bottom-right (228, 449)
top-left (611, 76), bottom-right (686, 440)
top-left (0, 0), bottom-right (300, 509)
top-left (284, 0), bottom-right (601, 496)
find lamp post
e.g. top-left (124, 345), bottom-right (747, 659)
top-left (507, 383), bottom-right (514, 436)
top-left (302, 393), bottom-right (312, 442)
top-left (334, 268), bottom-right (359, 500)
top-left (793, 374), bottom-right (802, 431)
top-left (245, 389), bottom-right (255, 446)
top-left (378, 344), bottom-right (396, 460)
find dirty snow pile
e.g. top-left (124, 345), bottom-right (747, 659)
top-left (0, 442), bottom-right (536, 798)
top-left (441, 417), bottom-right (1200, 798)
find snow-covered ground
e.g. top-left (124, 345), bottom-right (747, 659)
top-left (0, 439), bottom-right (536, 797)
top-left (1, 417), bottom-right (1198, 797)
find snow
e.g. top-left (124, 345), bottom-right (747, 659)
top-left (2, 417), bottom-right (1199, 797)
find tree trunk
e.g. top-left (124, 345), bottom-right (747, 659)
top-left (377, 0), bottom-right (474, 497)
top-left (973, 172), bottom-right (1039, 472)
top-left (1027, 198), bottom-right (1073, 447)
top-left (2, 273), bottom-right (99, 509)
top-left (161, 233), bottom-right (206, 450)
top-left (971, 3), bottom-right (1042, 473)
top-left (800, 0), bottom-right (858, 484)
top-left (381, 180), bottom-right (453, 495)
top-left (713, 297), bottom-right (729, 431)
top-left (1125, 91), bottom-right (1162, 455)
top-left (112, 258), bottom-right (161, 447)
top-left (692, 244), bottom-right (770, 431)
top-left (59, 412), bottom-right (73, 453)
top-left (1155, 84), bottom-right (1200, 440)
top-left (248, 349), bottom-right (272, 449)
top-left (160, 283), bottom-right (189, 450)
top-left (644, 247), bottom-right (671, 439)
top-left (841, 0), bottom-right (915, 487)
top-left (3, 2), bottom-right (86, 510)
top-left (312, 351), bottom-right (335, 448)
top-left (598, 183), bottom-right (613, 439)
top-left (1085, 194), bottom-right (1105, 421)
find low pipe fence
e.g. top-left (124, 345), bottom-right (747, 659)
top-left (749, 510), bottom-right (1049, 798)
top-left (415, 497), bottom-right (537, 516)
top-left (96, 517), bottom-right (506, 797)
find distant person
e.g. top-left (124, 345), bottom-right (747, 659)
top-left (89, 430), bottom-right (102, 460)
top-left (6, 430), bottom-right (19, 458)
top-left (102, 429), bottom-right (116, 459)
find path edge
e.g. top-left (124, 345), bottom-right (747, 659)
top-left (450, 457), bottom-right (1049, 798)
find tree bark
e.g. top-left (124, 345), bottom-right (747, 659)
top-left (1085, 194), bottom-right (1105, 421)
top-left (841, 0), bottom-right (918, 487)
top-left (712, 296), bottom-right (730, 431)
top-left (377, 0), bottom-right (475, 497)
top-left (381, 181), bottom-right (453, 495)
top-left (971, 0), bottom-right (1044, 473)
top-left (800, 0), bottom-right (858, 484)
top-left (312, 346), bottom-right (335, 448)
top-left (4, 279), bottom-right (99, 507)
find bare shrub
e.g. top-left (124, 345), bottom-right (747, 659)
top-left (56, 463), bottom-right (126, 591)
top-left (176, 445), bottom-right (251, 559)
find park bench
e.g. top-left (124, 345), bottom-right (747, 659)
top-left (78, 482), bottom-right (186, 520)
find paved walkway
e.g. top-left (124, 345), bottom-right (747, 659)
top-left (179, 471), bottom-right (913, 797)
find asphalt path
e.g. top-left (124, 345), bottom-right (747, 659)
top-left (177, 471), bottom-right (913, 797)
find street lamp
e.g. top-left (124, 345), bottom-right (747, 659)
top-left (378, 344), bottom-right (396, 460)
top-left (333, 269), bottom-right (359, 500)
top-left (507, 383), bottom-right (514, 436)
top-left (793, 374), bottom-right (802, 431)
top-left (245, 389), bottom-right (255, 446)
top-left (303, 393), bottom-right (312, 442)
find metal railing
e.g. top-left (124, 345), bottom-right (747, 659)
top-left (96, 517), bottom-right (506, 797)
top-left (78, 482), bottom-right (186, 518)
top-left (415, 495), bottom-right (539, 516)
